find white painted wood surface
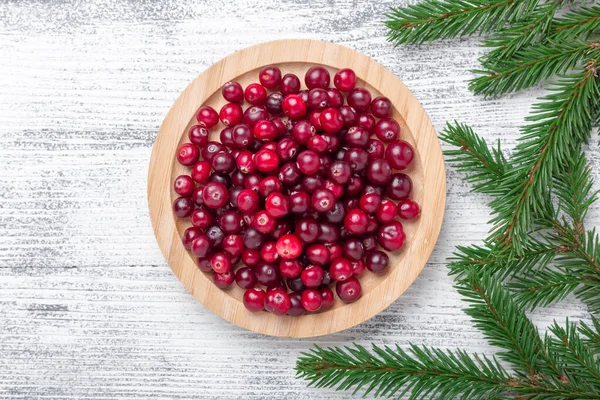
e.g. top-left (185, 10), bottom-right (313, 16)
top-left (0, 1), bottom-right (594, 398)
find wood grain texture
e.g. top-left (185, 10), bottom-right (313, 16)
top-left (148, 39), bottom-right (446, 337)
top-left (0, 0), bottom-right (594, 398)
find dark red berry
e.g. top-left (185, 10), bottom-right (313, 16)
top-left (334, 68), bottom-right (356, 92)
top-left (243, 288), bottom-right (265, 312)
top-left (366, 158), bottom-right (392, 185)
top-left (219, 103), bottom-right (243, 126)
top-left (330, 258), bottom-right (353, 282)
top-left (288, 292), bottom-right (306, 316)
top-left (173, 196), bottom-right (194, 217)
top-left (174, 175), bottom-right (195, 197)
top-left (213, 270), bottom-right (234, 288)
top-left (347, 88), bottom-right (371, 112)
top-left (191, 235), bottom-right (211, 258)
top-left (291, 120), bottom-right (316, 145)
top-left (280, 73), bottom-right (301, 95)
top-left (358, 113), bottom-right (376, 132)
top-left (242, 248), bottom-right (261, 267)
top-left (370, 96), bottom-right (392, 118)
top-left (344, 126), bottom-right (370, 148)
top-left (305, 243), bottom-right (330, 266)
top-left (265, 93), bottom-right (284, 115)
top-left (222, 82), bottom-right (244, 103)
top-left (197, 106), bottom-right (219, 128)
top-left (297, 150), bottom-right (321, 175)
top-left (177, 143), bottom-right (200, 166)
top-left (188, 125), bottom-right (209, 147)
top-left (182, 227), bottom-right (202, 249)
top-left (386, 173), bottom-right (412, 200)
top-left (282, 94), bottom-right (307, 119)
top-left (254, 149), bottom-right (280, 173)
top-left (378, 221), bottom-right (406, 251)
top-left (264, 289), bottom-right (291, 315)
top-left (327, 161), bottom-right (352, 185)
top-left (311, 189), bottom-right (336, 212)
top-left (190, 206), bottom-right (214, 229)
top-left (374, 118), bottom-right (400, 142)
top-left (398, 199), bottom-right (420, 220)
top-left (223, 234), bottom-right (244, 257)
top-left (320, 107), bottom-right (344, 133)
top-left (344, 208), bottom-right (369, 235)
top-left (336, 277), bottom-right (361, 303)
top-left (307, 88), bottom-right (328, 110)
top-left (244, 83), bottom-right (267, 105)
top-left (259, 65), bottom-right (282, 89)
top-left (326, 88), bottom-right (343, 108)
top-left (279, 259), bottom-right (303, 278)
top-left (202, 182), bottom-right (229, 209)
top-left (386, 141), bottom-right (414, 170)
top-left (301, 265), bottom-right (325, 288)
top-left (305, 66), bottom-right (330, 89)
top-left (276, 233), bottom-right (303, 259)
top-left (301, 289), bottom-right (322, 311)
top-left (366, 250), bottom-right (390, 273)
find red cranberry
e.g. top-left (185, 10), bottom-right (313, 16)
top-left (206, 225), bottom-right (225, 249)
top-left (211, 151), bottom-right (235, 173)
top-left (334, 68), bottom-right (356, 92)
top-left (264, 192), bottom-right (289, 218)
top-left (289, 192), bottom-right (311, 214)
top-left (243, 288), bottom-right (265, 312)
top-left (253, 210), bottom-right (276, 234)
top-left (327, 161), bottom-right (352, 185)
top-left (188, 125), bottom-right (209, 147)
top-left (398, 199), bottom-right (420, 220)
top-left (177, 143), bottom-right (200, 166)
top-left (255, 260), bottom-right (281, 287)
top-left (295, 217), bottom-right (319, 243)
top-left (213, 270), bottom-right (234, 288)
top-left (278, 162), bottom-right (303, 186)
top-left (230, 124), bottom-right (253, 148)
top-left (280, 73), bottom-right (301, 95)
top-left (182, 227), bottom-right (202, 249)
top-left (264, 289), bottom-right (291, 316)
top-left (343, 238), bottom-right (365, 261)
top-left (301, 289), bottom-right (322, 312)
top-left (376, 199), bottom-right (398, 223)
top-left (191, 235), bottom-right (211, 258)
top-left (190, 161), bottom-right (211, 183)
top-left (276, 233), bottom-right (303, 259)
top-left (386, 173), bottom-right (412, 200)
top-left (218, 210), bottom-right (243, 234)
top-left (301, 265), bottom-right (325, 288)
top-left (197, 257), bottom-right (212, 272)
top-left (277, 137), bottom-right (299, 161)
top-left (242, 248), bottom-right (261, 267)
top-left (327, 243), bottom-right (343, 260)
top-left (244, 83), bottom-right (267, 105)
top-left (344, 208), bottom-right (368, 234)
top-left (366, 139), bottom-right (385, 160)
top-left (308, 110), bottom-right (322, 129)
top-left (190, 206), bottom-right (214, 229)
top-left (202, 182), bottom-right (229, 209)
top-left (358, 113), bottom-right (376, 133)
top-left (336, 277), bottom-right (361, 303)
top-left (288, 292), bottom-right (306, 316)
top-left (210, 252), bottom-right (231, 274)
top-left (347, 88), bottom-right (371, 112)
top-left (324, 201), bottom-right (346, 224)
top-left (366, 158), bottom-right (392, 185)
top-left (329, 258), bottom-right (353, 282)
top-left (366, 250), bottom-right (390, 273)
top-left (374, 118), bottom-right (400, 142)
top-left (344, 126), bottom-right (370, 148)
top-left (196, 106), bottom-right (219, 128)
top-left (279, 259), bottom-right (303, 278)
top-left (320, 287), bottom-right (335, 309)
top-left (307, 88), bottom-right (328, 110)
top-left (254, 149), bottom-right (279, 173)
top-left (371, 96), bottom-right (392, 118)
top-left (174, 175), bottom-right (194, 197)
top-left (305, 66), bottom-right (330, 89)
top-left (297, 150), bottom-right (321, 175)
top-left (258, 176), bottom-right (283, 197)
top-left (261, 241), bottom-right (280, 262)
top-left (307, 135), bottom-right (328, 154)
top-left (287, 276), bottom-right (305, 293)
top-left (343, 148), bottom-right (369, 172)
top-left (243, 105), bottom-right (269, 127)
top-left (201, 141), bottom-right (226, 163)
top-left (259, 65), bottom-right (282, 89)
top-left (222, 234), bottom-right (244, 257)
top-left (173, 197), bottom-right (194, 217)
top-left (191, 186), bottom-right (205, 206)
top-left (222, 82), bottom-right (244, 103)
top-left (351, 259), bottom-right (366, 276)
top-left (339, 105), bottom-right (358, 128)
top-left (326, 88), bottom-right (343, 108)
top-left (243, 227), bottom-right (266, 250)
top-left (322, 134), bottom-right (340, 154)
top-left (311, 189), bottom-right (336, 212)
top-left (219, 103), bottom-right (243, 126)
top-left (291, 120), bottom-right (316, 145)
top-left (317, 222), bottom-right (340, 244)
top-left (282, 94), bottom-right (307, 119)
top-left (320, 108), bottom-right (344, 133)
top-left (244, 173), bottom-right (262, 193)
top-left (305, 244), bottom-right (330, 266)
top-left (386, 141), bottom-right (414, 170)
top-left (265, 93), bottom-right (284, 115)
top-left (253, 119), bottom-right (278, 141)
top-left (378, 221), bottom-right (406, 251)
top-left (359, 193), bottom-right (381, 214)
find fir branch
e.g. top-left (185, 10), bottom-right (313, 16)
top-left (439, 121), bottom-right (507, 194)
top-left (479, 1), bottom-right (559, 67)
top-left (509, 269), bottom-right (587, 310)
top-left (548, 319), bottom-right (600, 387)
top-left (579, 317), bottom-right (600, 354)
top-left (552, 4), bottom-right (600, 40)
top-left (470, 40), bottom-right (598, 96)
top-left (457, 270), bottom-right (562, 378)
top-left (295, 344), bottom-right (511, 399)
top-left (488, 63), bottom-right (600, 254)
top-left (385, 0), bottom-right (540, 46)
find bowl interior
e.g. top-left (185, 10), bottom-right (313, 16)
top-left (170, 62), bottom-right (424, 315)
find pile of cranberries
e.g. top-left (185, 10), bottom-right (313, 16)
top-left (173, 65), bottom-right (419, 317)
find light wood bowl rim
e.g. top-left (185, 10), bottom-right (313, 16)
top-left (148, 39), bottom-right (446, 338)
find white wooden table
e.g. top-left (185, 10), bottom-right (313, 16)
top-left (0, 1), bottom-right (593, 398)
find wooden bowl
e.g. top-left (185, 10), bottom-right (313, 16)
top-left (148, 39), bottom-right (446, 337)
